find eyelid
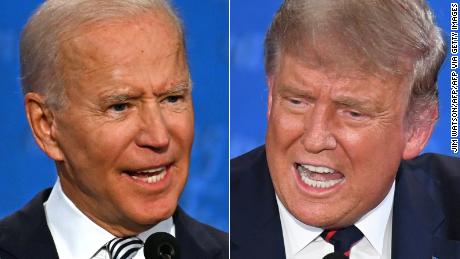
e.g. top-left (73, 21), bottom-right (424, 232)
top-left (284, 95), bottom-right (311, 104)
top-left (289, 97), bottom-right (304, 104)
top-left (162, 87), bottom-right (189, 98)
top-left (341, 108), bottom-right (370, 121)
top-left (168, 95), bottom-right (185, 103)
top-left (107, 102), bottom-right (131, 112)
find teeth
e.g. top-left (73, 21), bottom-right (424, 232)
top-left (300, 173), bottom-right (343, 188)
top-left (131, 167), bottom-right (167, 184)
top-left (298, 164), bottom-right (334, 174)
top-left (297, 164), bottom-right (343, 189)
top-left (139, 167), bottom-right (166, 174)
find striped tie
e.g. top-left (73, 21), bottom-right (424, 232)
top-left (320, 225), bottom-right (364, 258)
top-left (106, 237), bottom-right (143, 259)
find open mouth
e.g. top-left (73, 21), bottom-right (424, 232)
top-left (296, 163), bottom-right (344, 189)
top-left (125, 166), bottom-right (168, 184)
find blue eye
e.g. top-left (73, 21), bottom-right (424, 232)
top-left (111, 103), bottom-right (128, 112)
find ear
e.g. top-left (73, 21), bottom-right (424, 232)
top-left (267, 75), bottom-right (275, 120)
top-left (402, 105), bottom-right (438, 160)
top-left (24, 93), bottom-right (64, 161)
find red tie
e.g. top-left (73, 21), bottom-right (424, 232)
top-left (320, 225), bottom-right (364, 258)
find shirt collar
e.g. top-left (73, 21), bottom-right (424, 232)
top-left (44, 179), bottom-right (175, 259)
top-left (276, 195), bottom-right (323, 257)
top-left (276, 181), bottom-right (394, 257)
top-left (355, 181), bottom-right (394, 255)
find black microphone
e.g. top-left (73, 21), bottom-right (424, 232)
top-left (323, 252), bottom-right (348, 259)
top-left (144, 232), bottom-right (180, 259)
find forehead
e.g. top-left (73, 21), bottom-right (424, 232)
top-left (277, 27), bottom-right (414, 79)
top-left (276, 53), bottom-right (409, 89)
top-left (58, 11), bottom-right (183, 75)
top-left (273, 53), bottom-right (412, 112)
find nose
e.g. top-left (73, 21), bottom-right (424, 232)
top-left (135, 104), bottom-right (170, 152)
top-left (301, 105), bottom-right (337, 153)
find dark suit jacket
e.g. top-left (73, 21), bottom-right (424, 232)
top-left (231, 146), bottom-right (460, 259)
top-left (0, 189), bottom-right (228, 259)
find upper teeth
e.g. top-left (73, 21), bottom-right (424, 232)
top-left (131, 167), bottom-right (167, 184)
top-left (139, 167), bottom-right (166, 174)
top-left (299, 164), bottom-right (334, 174)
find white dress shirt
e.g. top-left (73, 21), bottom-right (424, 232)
top-left (277, 182), bottom-right (394, 259)
top-left (44, 179), bottom-right (175, 259)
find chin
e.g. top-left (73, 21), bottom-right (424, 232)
top-left (139, 199), bottom-right (177, 223)
top-left (291, 205), bottom-right (353, 229)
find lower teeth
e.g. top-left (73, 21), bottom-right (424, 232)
top-left (299, 171), bottom-right (342, 188)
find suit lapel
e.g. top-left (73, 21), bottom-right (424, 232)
top-left (231, 150), bottom-right (460, 258)
top-left (392, 160), bottom-right (445, 259)
top-left (231, 147), bottom-right (286, 259)
top-left (174, 207), bottom-right (226, 259)
top-left (0, 189), bottom-right (59, 259)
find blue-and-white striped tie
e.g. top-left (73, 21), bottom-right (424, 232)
top-left (106, 237), bottom-right (143, 259)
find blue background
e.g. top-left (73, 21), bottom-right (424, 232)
top-left (231, 1), bottom-right (459, 159)
top-left (0, 0), bottom-right (229, 232)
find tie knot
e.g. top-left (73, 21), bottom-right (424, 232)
top-left (106, 236), bottom-right (144, 259)
top-left (320, 225), bottom-right (364, 256)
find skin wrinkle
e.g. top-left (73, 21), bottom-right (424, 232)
top-left (261, 0), bottom-right (441, 234)
top-left (277, 57), bottom-right (406, 119)
top-left (265, 53), bottom-right (419, 229)
top-left (42, 11), bottom-right (193, 236)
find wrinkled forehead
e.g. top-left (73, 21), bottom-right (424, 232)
top-left (57, 11), bottom-right (185, 76)
top-left (276, 51), bottom-right (411, 93)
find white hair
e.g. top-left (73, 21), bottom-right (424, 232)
top-left (20, 0), bottom-right (184, 108)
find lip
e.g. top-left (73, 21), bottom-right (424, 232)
top-left (292, 163), bottom-right (345, 197)
top-left (121, 163), bottom-right (174, 192)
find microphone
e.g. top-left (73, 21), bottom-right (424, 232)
top-left (144, 232), bottom-right (181, 259)
top-left (323, 252), bottom-right (348, 259)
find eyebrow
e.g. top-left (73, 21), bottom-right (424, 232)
top-left (160, 81), bottom-right (192, 96)
top-left (279, 84), bottom-right (381, 112)
top-left (278, 84), bottom-right (315, 99)
top-left (99, 91), bottom-right (141, 106)
top-left (99, 81), bottom-right (192, 105)
top-left (333, 96), bottom-right (380, 112)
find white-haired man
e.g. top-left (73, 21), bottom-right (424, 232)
top-left (0, 1), bottom-right (228, 258)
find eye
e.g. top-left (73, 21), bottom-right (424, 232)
top-left (348, 111), bottom-right (362, 118)
top-left (165, 95), bottom-right (183, 103)
top-left (110, 103), bottom-right (129, 112)
top-left (286, 97), bottom-right (309, 109)
top-left (289, 98), bottom-right (302, 105)
top-left (344, 109), bottom-right (369, 121)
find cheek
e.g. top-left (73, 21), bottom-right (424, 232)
top-left (165, 109), bottom-right (194, 149)
top-left (267, 104), bottom-right (305, 147)
top-left (336, 121), bottom-right (403, 161)
top-left (90, 121), bottom-right (139, 152)
top-left (337, 125), bottom-right (403, 194)
top-left (266, 107), bottom-right (303, 192)
top-left (62, 118), bottom-right (141, 170)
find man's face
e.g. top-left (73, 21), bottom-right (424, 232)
top-left (266, 54), bottom-right (420, 229)
top-left (51, 12), bottom-right (193, 235)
